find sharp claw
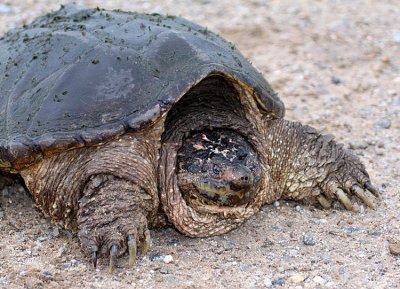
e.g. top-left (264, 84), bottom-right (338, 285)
top-left (127, 235), bottom-right (137, 267)
top-left (92, 251), bottom-right (98, 268)
top-left (142, 229), bottom-right (151, 255)
top-left (365, 181), bottom-right (381, 200)
top-left (109, 244), bottom-right (118, 274)
top-left (336, 188), bottom-right (354, 211)
top-left (317, 195), bottom-right (332, 209)
top-left (352, 185), bottom-right (374, 208)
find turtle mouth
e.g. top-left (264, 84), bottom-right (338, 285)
top-left (193, 177), bottom-right (254, 207)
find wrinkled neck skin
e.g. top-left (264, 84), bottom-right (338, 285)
top-left (159, 76), bottom-right (276, 237)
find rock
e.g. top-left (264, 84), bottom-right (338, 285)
top-left (262, 237), bottom-right (274, 247)
top-left (263, 277), bottom-right (272, 287)
top-left (42, 271), bottom-right (53, 280)
top-left (393, 31), bottom-right (400, 44)
top-left (0, 4), bottom-right (12, 14)
top-left (328, 18), bottom-right (351, 31)
top-left (51, 227), bottom-right (60, 237)
top-left (70, 259), bottom-right (79, 267)
top-left (159, 268), bottom-right (169, 274)
top-left (288, 273), bottom-right (306, 283)
top-left (163, 255), bottom-right (174, 264)
top-left (240, 263), bottom-right (252, 272)
top-left (274, 201), bottom-right (280, 207)
top-left (222, 239), bottom-right (236, 250)
top-left (331, 76), bottom-right (342, 85)
top-left (272, 278), bottom-right (285, 286)
top-left (344, 226), bottom-right (361, 236)
top-left (19, 271), bottom-right (28, 276)
top-left (303, 234), bottom-right (316, 246)
top-left (166, 238), bottom-right (179, 246)
top-left (349, 141), bottom-right (368, 150)
top-left (388, 243), bottom-right (400, 256)
top-left (368, 230), bottom-right (382, 237)
top-left (313, 276), bottom-right (326, 285)
top-left (374, 118), bottom-right (391, 129)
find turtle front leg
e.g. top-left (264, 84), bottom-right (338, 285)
top-left (263, 119), bottom-right (380, 210)
top-left (77, 174), bottom-right (152, 273)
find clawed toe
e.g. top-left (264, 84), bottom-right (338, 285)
top-left (109, 244), bottom-right (119, 273)
top-left (143, 229), bottom-right (151, 255)
top-left (335, 188), bottom-right (354, 211)
top-left (351, 185), bottom-right (374, 208)
top-left (320, 180), bottom-right (381, 211)
top-left (317, 195), bottom-right (332, 209)
top-left (127, 235), bottom-right (137, 267)
top-left (127, 228), bottom-right (151, 267)
top-left (365, 181), bottom-right (381, 199)
top-left (79, 225), bottom-right (151, 272)
top-left (92, 250), bottom-right (98, 268)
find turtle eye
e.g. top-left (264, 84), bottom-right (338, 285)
top-left (237, 152), bottom-right (248, 161)
top-left (211, 164), bottom-right (222, 177)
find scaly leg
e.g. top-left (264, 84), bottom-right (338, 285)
top-left (263, 119), bottom-right (380, 209)
top-left (77, 174), bottom-right (152, 273)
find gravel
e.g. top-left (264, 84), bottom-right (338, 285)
top-left (1, 1), bottom-right (399, 289)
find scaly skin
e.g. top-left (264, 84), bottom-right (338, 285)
top-left (20, 128), bottom-right (162, 272)
top-left (263, 119), bottom-right (377, 209)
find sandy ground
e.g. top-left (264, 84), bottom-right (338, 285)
top-left (0, 0), bottom-right (399, 288)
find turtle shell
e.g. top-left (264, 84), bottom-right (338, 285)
top-left (0, 4), bottom-right (284, 171)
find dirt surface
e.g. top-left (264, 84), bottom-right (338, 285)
top-left (0, 1), bottom-right (399, 288)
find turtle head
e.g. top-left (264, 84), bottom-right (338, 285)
top-left (177, 130), bottom-right (261, 207)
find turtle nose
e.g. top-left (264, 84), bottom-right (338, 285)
top-left (229, 166), bottom-right (253, 191)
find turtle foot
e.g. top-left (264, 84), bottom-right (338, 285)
top-left (315, 153), bottom-right (381, 211)
top-left (77, 174), bottom-right (153, 272)
top-left (78, 213), bottom-right (151, 273)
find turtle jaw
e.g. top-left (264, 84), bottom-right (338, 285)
top-left (181, 166), bottom-right (258, 207)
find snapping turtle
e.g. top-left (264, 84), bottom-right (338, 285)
top-left (0, 4), bottom-right (380, 271)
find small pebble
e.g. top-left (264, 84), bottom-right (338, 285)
top-left (159, 268), bottom-right (169, 274)
top-left (272, 278), bottom-right (285, 286)
top-left (162, 255), bottom-right (174, 264)
top-left (393, 31), bottom-right (400, 44)
top-left (349, 141), bottom-right (368, 150)
top-left (388, 243), bottom-right (400, 256)
top-left (19, 271), bottom-right (28, 276)
top-left (70, 259), bottom-right (79, 267)
top-left (240, 263), bottom-right (252, 272)
top-left (0, 4), bottom-right (12, 14)
top-left (331, 76), bottom-right (342, 85)
top-left (263, 277), bottom-right (272, 287)
top-left (374, 118), bottom-right (391, 129)
top-left (52, 227), bottom-right (60, 237)
top-left (222, 240), bottom-right (236, 250)
top-left (42, 271), bottom-right (52, 279)
top-left (288, 273), bottom-right (306, 283)
top-left (344, 226), bottom-right (361, 236)
top-left (313, 276), bottom-right (326, 285)
top-left (274, 201), bottom-right (280, 207)
top-left (303, 234), bottom-right (316, 246)
top-left (368, 230), bottom-right (382, 237)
